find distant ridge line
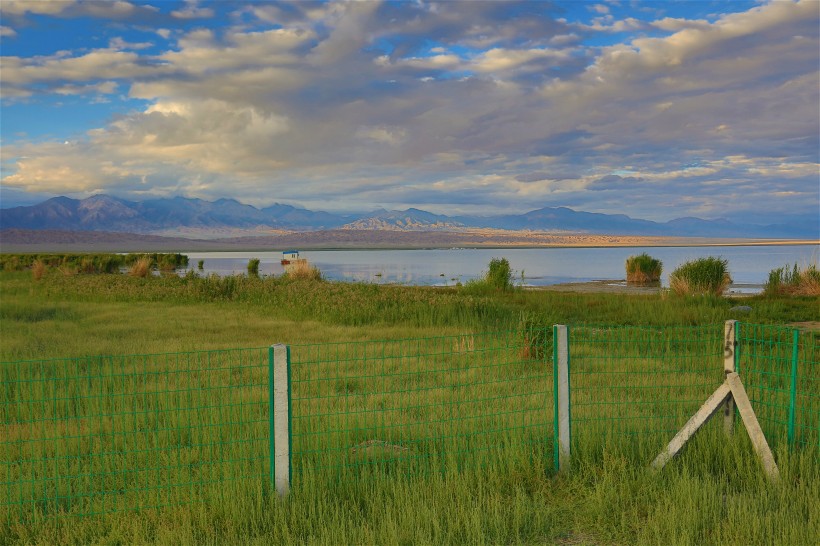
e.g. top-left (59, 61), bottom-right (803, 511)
top-left (0, 194), bottom-right (816, 239)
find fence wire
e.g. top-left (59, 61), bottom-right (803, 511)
top-left (567, 324), bottom-right (724, 452)
top-left (288, 329), bottom-right (554, 478)
top-left (1, 348), bottom-right (269, 520)
top-left (737, 324), bottom-right (819, 449)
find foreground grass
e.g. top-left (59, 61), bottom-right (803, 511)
top-left (1, 271), bottom-right (818, 544)
top-left (4, 433), bottom-right (818, 545)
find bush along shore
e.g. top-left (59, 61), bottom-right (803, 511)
top-left (1, 252), bottom-right (189, 275)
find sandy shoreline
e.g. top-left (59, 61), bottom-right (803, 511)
top-left (1, 228), bottom-right (817, 252)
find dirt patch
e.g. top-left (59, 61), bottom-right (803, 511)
top-left (790, 321), bottom-right (820, 332)
top-left (532, 280), bottom-right (659, 295)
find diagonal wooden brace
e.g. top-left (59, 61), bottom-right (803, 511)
top-left (651, 382), bottom-right (732, 470)
top-left (726, 373), bottom-right (780, 482)
top-left (651, 372), bottom-right (780, 483)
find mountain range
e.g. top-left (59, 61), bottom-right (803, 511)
top-left (0, 194), bottom-right (816, 239)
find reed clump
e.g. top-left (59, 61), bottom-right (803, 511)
top-left (625, 253), bottom-right (662, 284)
top-left (669, 257), bottom-right (731, 296)
top-left (0, 253), bottom-right (187, 273)
top-left (464, 257), bottom-right (514, 293)
top-left (247, 258), bottom-right (261, 277)
top-left (128, 257), bottom-right (153, 278)
top-left (765, 262), bottom-right (820, 297)
top-left (31, 259), bottom-right (46, 281)
top-left (285, 260), bottom-right (322, 281)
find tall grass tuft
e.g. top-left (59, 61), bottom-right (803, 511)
top-left (486, 258), bottom-right (513, 290)
top-left (128, 257), bottom-right (153, 278)
top-left (31, 259), bottom-right (46, 281)
top-left (247, 258), bottom-right (260, 278)
top-left (765, 262), bottom-right (820, 296)
top-left (625, 253), bottom-right (662, 284)
top-left (286, 260), bottom-right (322, 281)
top-left (465, 258), bottom-right (514, 292)
top-left (669, 257), bottom-right (731, 296)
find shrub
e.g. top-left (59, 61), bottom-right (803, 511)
top-left (31, 259), bottom-right (46, 281)
top-left (463, 257), bottom-right (515, 293)
top-left (669, 257), bottom-right (731, 296)
top-left (286, 261), bottom-right (322, 281)
top-left (625, 253), bottom-right (662, 284)
top-left (247, 258), bottom-right (260, 277)
top-left (128, 257), bottom-right (153, 278)
top-left (765, 262), bottom-right (820, 297)
top-left (198, 260), bottom-right (205, 270)
top-left (486, 258), bottom-right (513, 290)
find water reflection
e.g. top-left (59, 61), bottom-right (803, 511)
top-left (177, 245), bottom-right (817, 289)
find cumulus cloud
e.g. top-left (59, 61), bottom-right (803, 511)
top-left (0, 0), bottom-right (158, 20)
top-left (171, 0), bottom-right (214, 20)
top-left (1, 0), bottom-right (818, 224)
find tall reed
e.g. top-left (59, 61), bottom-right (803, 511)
top-left (31, 259), bottom-right (46, 281)
top-left (247, 258), bottom-right (261, 277)
top-left (765, 262), bottom-right (820, 296)
top-left (128, 257), bottom-right (153, 278)
top-left (625, 253), bottom-right (662, 284)
top-left (669, 257), bottom-right (731, 296)
top-left (285, 260), bottom-right (322, 281)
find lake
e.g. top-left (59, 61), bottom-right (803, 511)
top-left (179, 244), bottom-right (818, 291)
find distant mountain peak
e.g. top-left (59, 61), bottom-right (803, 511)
top-left (0, 194), bottom-right (814, 239)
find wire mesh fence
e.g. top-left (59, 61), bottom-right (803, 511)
top-left (1, 322), bottom-right (817, 521)
top-left (288, 329), bottom-right (554, 479)
top-left (1, 348), bottom-right (270, 520)
top-left (567, 324), bottom-right (725, 455)
top-left (737, 323), bottom-right (819, 449)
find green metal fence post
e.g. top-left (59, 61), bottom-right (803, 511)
top-left (787, 329), bottom-right (799, 445)
top-left (734, 321), bottom-right (740, 373)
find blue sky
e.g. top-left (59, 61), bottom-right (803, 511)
top-left (1, 0), bottom-right (818, 226)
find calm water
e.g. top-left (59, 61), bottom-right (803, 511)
top-left (180, 245), bottom-right (818, 290)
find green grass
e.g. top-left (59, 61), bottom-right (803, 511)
top-left (1, 271), bottom-right (818, 544)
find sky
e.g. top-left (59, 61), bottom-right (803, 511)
top-left (0, 0), bottom-right (818, 225)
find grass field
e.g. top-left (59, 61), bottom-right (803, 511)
top-left (1, 270), bottom-right (819, 545)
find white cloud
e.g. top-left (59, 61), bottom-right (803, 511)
top-left (54, 81), bottom-right (118, 96)
top-left (470, 47), bottom-right (569, 72)
top-left (109, 37), bottom-right (153, 50)
top-left (0, 0), bottom-right (75, 17)
top-left (0, 25), bottom-right (17, 37)
top-left (171, 0), bottom-right (214, 20)
top-left (0, 0), bottom-right (156, 20)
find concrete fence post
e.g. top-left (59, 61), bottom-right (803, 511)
top-left (723, 320), bottom-right (737, 436)
top-left (554, 325), bottom-right (571, 472)
top-left (270, 344), bottom-right (291, 496)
